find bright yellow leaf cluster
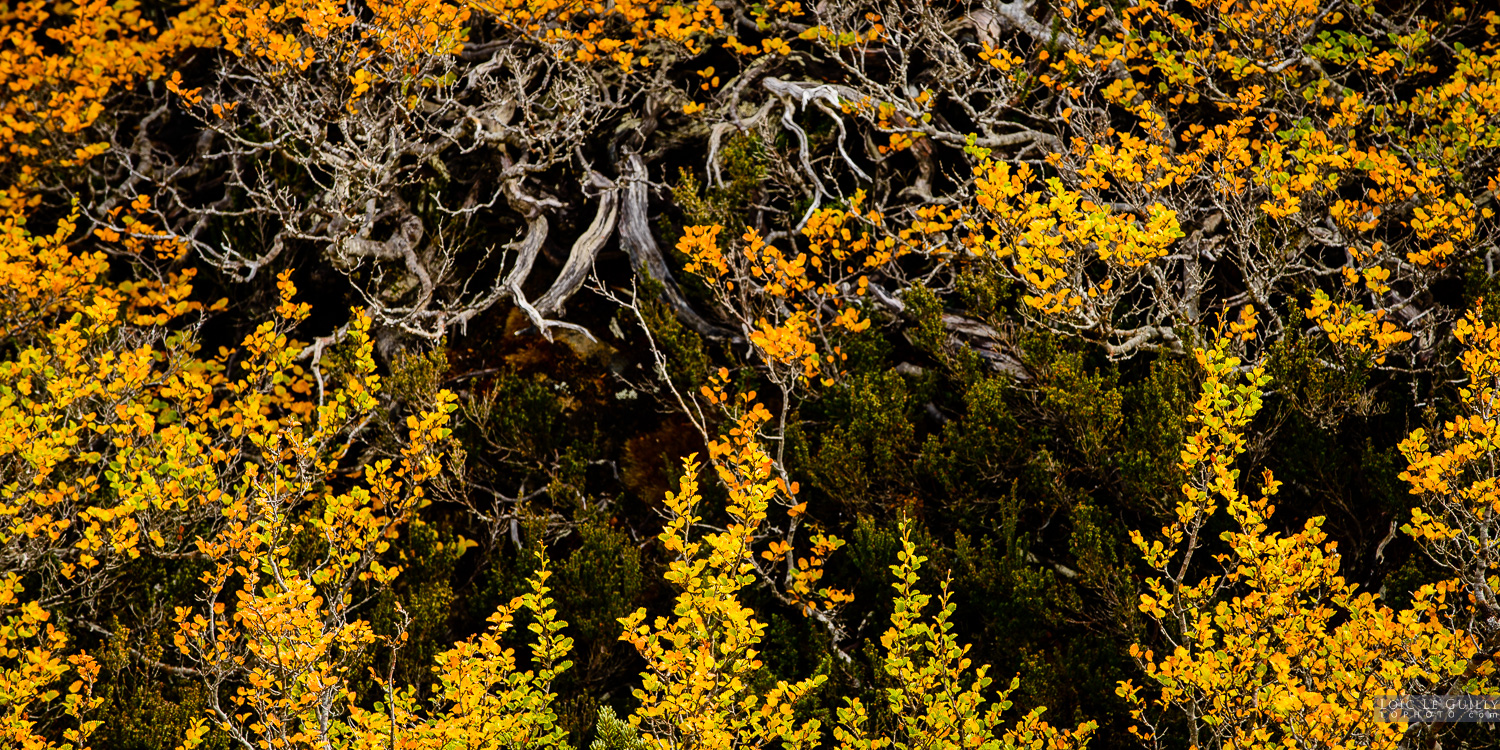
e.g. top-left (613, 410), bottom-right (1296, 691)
top-left (0, 0), bottom-right (216, 205)
top-left (1124, 322), bottom-right (1482, 749)
top-left (964, 159), bottom-right (1183, 320)
top-left (474, 0), bottom-right (724, 73)
top-left (346, 552), bottom-right (573, 750)
top-left (1304, 291), bottom-right (1413, 364)
top-left (922, 0), bottom-right (1500, 358)
top-left (0, 575), bottom-right (100, 750)
top-left (833, 522), bottom-right (1095, 750)
top-left (619, 420), bottom-right (827, 750)
top-left (218, 0), bottom-right (470, 68)
top-left (1400, 304), bottom-right (1500, 630)
top-left (167, 279), bottom-right (469, 749)
top-left (0, 208), bottom-right (228, 586)
top-left (678, 196), bottom-right (901, 386)
top-left (0, 206), bottom-right (578, 749)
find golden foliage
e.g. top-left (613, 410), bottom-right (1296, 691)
top-left (1123, 322), bottom-right (1482, 749)
top-left (679, 195), bottom-right (903, 386)
top-left (0, 0), bottom-right (216, 205)
top-left (619, 406), bottom-right (829, 750)
top-left (1401, 303), bottom-right (1500, 636)
top-left (346, 552), bottom-right (573, 750)
top-left (0, 576), bottom-right (100, 750)
top-left (833, 522), bottom-right (1095, 750)
top-left (8, 1), bottom-right (1500, 748)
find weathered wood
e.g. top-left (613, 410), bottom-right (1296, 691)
top-left (502, 213), bottom-right (547, 289)
top-left (615, 150), bottom-right (729, 340)
top-left (534, 173), bottom-right (618, 317)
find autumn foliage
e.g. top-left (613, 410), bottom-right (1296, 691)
top-left (6, 0), bottom-right (1500, 749)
